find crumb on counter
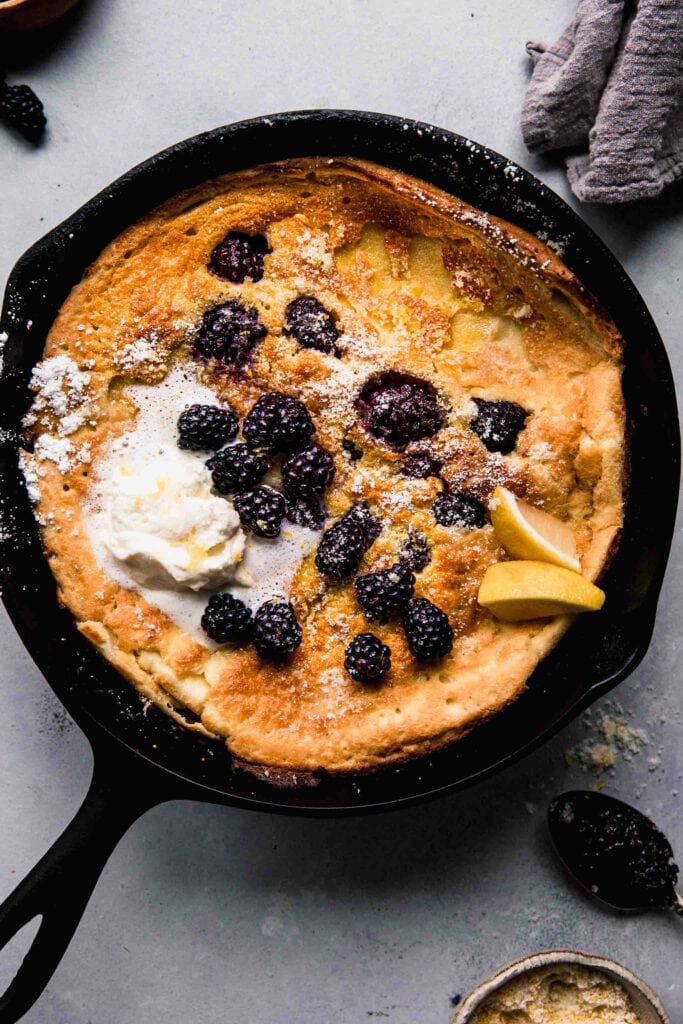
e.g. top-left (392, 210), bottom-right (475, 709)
top-left (565, 702), bottom-right (649, 775)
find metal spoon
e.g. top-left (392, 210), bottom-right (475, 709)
top-left (548, 790), bottom-right (683, 916)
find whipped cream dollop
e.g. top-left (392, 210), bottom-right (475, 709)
top-left (82, 366), bottom-right (318, 642)
top-left (106, 449), bottom-right (246, 591)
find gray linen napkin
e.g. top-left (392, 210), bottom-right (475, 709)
top-left (521, 0), bottom-right (683, 203)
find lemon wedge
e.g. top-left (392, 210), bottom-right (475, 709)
top-left (490, 486), bottom-right (581, 572)
top-left (478, 560), bottom-right (605, 622)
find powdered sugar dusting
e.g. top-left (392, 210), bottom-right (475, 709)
top-left (301, 360), bottom-right (364, 429)
top-left (114, 334), bottom-right (166, 372)
top-left (337, 322), bottom-right (380, 361)
top-left (18, 451), bottom-right (40, 504)
top-left (526, 441), bottom-right (553, 461)
top-left (297, 228), bottom-right (333, 271)
top-left (452, 395), bottom-right (478, 420)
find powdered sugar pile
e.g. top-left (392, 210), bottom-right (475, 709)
top-left (24, 355), bottom-right (91, 436)
top-left (21, 355), bottom-right (93, 499)
top-left (34, 436), bottom-right (75, 473)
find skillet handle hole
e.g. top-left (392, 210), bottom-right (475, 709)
top-left (0, 916), bottom-right (42, 994)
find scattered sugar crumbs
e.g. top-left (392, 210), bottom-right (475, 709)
top-left (564, 700), bottom-right (655, 776)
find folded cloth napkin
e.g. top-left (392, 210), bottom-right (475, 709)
top-left (521, 0), bottom-right (683, 203)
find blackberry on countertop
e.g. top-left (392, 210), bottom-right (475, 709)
top-left (315, 518), bottom-right (366, 580)
top-left (402, 597), bottom-right (454, 661)
top-left (471, 398), bottom-right (529, 455)
top-left (233, 487), bottom-right (286, 538)
top-left (177, 403), bottom-right (238, 451)
top-left (206, 443), bottom-right (268, 494)
top-left (194, 300), bottom-right (266, 367)
top-left (432, 489), bottom-right (487, 529)
top-left (399, 529), bottom-right (431, 572)
top-left (355, 563), bottom-right (415, 623)
top-left (0, 81), bottom-right (46, 143)
top-left (344, 633), bottom-right (391, 684)
top-left (285, 296), bottom-right (340, 356)
top-left (208, 231), bottom-right (270, 284)
top-left (282, 443), bottom-right (335, 497)
top-left (243, 391), bottom-right (315, 454)
top-left (286, 494), bottom-right (327, 530)
top-left (253, 600), bottom-right (302, 658)
top-left (201, 593), bottom-right (253, 644)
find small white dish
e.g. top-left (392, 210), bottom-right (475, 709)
top-left (452, 949), bottom-right (670, 1024)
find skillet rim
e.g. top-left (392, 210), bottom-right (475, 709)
top-left (0, 108), bottom-right (678, 816)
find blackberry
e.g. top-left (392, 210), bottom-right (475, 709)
top-left (253, 600), bottom-right (302, 658)
top-left (355, 563), bottom-right (415, 622)
top-left (344, 633), bottom-right (391, 684)
top-left (0, 83), bottom-right (46, 143)
top-left (206, 443), bottom-right (268, 494)
top-left (402, 598), bottom-right (454, 660)
top-left (286, 495), bottom-right (327, 530)
top-left (208, 231), bottom-right (270, 284)
top-left (201, 593), bottom-right (253, 644)
top-left (177, 403), bottom-right (238, 451)
top-left (399, 529), bottom-right (432, 572)
top-left (343, 503), bottom-right (382, 549)
top-left (281, 443), bottom-right (335, 497)
top-left (400, 453), bottom-right (442, 479)
top-left (194, 300), bottom-right (266, 367)
top-left (356, 371), bottom-right (444, 449)
top-left (471, 398), bottom-right (529, 454)
top-left (315, 518), bottom-right (366, 580)
top-left (285, 296), bottom-right (340, 355)
top-left (342, 438), bottom-right (364, 462)
top-left (233, 487), bottom-right (286, 538)
top-left (432, 489), bottom-right (487, 529)
top-left (243, 391), bottom-right (315, 453)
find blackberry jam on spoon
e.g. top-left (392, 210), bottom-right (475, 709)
top-left (548, 790), bottom-right (683, 915)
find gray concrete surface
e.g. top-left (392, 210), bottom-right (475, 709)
top-left (1, 2), bottom-right (682, 1021)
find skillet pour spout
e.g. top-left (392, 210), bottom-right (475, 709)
top-left (0, 110), bottom-right (678, 1020)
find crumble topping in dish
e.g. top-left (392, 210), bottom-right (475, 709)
top-left (468, 964), bottom-right (641, 1024)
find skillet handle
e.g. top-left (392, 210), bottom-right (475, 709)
top-left (0, 751), bottom-right (166, 1023)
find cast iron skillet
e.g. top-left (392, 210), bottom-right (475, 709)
top-left (0, 110), bottom-right (678, 1022)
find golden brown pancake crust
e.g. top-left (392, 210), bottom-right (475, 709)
top-left (22, 158), bottom-right (625, 775)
